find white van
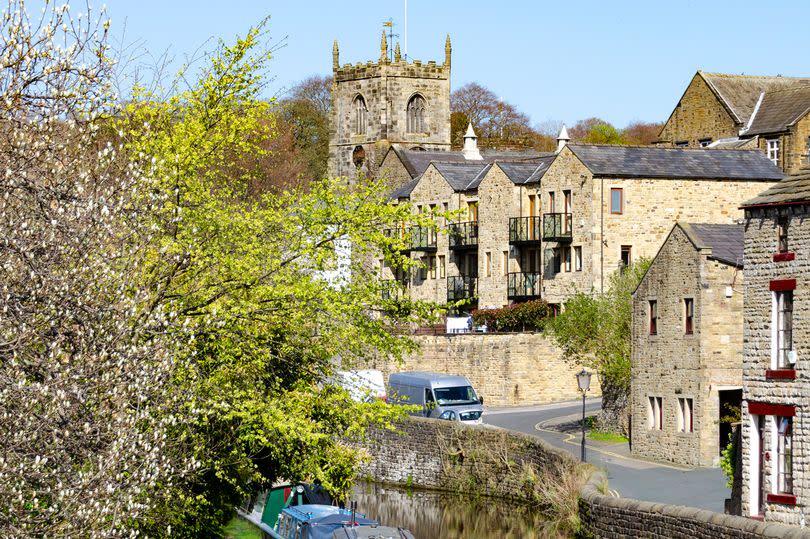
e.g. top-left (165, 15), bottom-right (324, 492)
top-left (388, 371), bottom-right (484, 423)
top-left (332, 370), bottom-right (386, 403)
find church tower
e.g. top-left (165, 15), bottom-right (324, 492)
top-left (328, 33), bottom-right (452, 180)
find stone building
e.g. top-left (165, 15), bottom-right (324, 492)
top-left (631, 223), bottom-right (744, 467)
top-left (656, 71), bottom-right (810, 174)
top-left (383, 136), bottom-right (782, 313)
top-left (328, 33), bottom-right (452, 181)
top-left (739, 165), bottom-right (810, 524)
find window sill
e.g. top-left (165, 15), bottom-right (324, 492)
top-left (765, 369), bottom-right (796, 380)
top-left (773, 251), bottom-right (795, 262)
top-left (766, 493), bottom-right (797, 506)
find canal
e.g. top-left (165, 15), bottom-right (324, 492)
top-left (350, 482), bottom-right (558, 538)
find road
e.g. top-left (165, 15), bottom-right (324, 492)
top-left (484, 398), bottom-right (730, 513)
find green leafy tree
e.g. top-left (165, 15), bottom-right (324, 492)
top-left (117, 23), bottom-right (442, 536)
top-left (546, 260), bottom-right (650, 433)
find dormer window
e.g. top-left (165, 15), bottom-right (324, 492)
top-left (353, 95), bottom-right (367, 134)
top-left (767, 138), bottom-right (780, 166)
top-left (407, 94), bottom-right (426, 133)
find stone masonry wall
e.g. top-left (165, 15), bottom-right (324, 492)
top-left (656, 73), bottom-right (741, 147)
top-left (741, 205), bottom-right (810, 525)
top-left (579, 470), bottom-right (810, 538)
top-left (631, 225), bottom-right (744, 467)
top-left (366, 332), bottom-right (599, 406)
top-left (756, 116), bottom-right (810, 175)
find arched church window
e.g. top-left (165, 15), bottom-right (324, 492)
top-left (353, 95), bottom-right (367, 134)
top-left (407, 95), bottom-right (426, 133)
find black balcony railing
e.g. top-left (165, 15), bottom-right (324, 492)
top-left (507, 272), bottom-right (542, 300)
top-left (448, 221), bottom-right (479, 250)
top-left (380, 279), bottom-right (407, 302)
top-left (509, 216), bottom-right (542, 245)
top-left (383, 225), bottom-right (437, 252)
top-left (542, 213), bottom-right (572, 242)
top-left (447, 275), bottom-right (477, 303)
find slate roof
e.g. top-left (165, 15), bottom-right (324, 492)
top-left (567, 144), bottom-right (783, 181)
top-left (706, 137), bottom-right (758, 150)
top-left (680, 223), bottom-right (744, 268)
top-left (390, 146), bottom-right (551, 179)
top-left (700, 71), bottom-right (810, 125)
top-left (745, 85), bottom-right (810, 135)
top-left (390, 176), bottom-right (421, 199)
top-left (496, 156), bottom-right (556, 185)
top-left (431, 162), bottom-right (492, 191)
top-left (742, 165), bottom-right (810, 207)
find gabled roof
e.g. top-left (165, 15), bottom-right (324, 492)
top-left (496, 156), bottom-right (556, 185)
top-left (432, 162), bottom-right (492, 191)
top-left (745, 85), bottom-right (810, 136)
top-left (567, 144), bottom-right (783, 181)
top-left (742, 165), bottom-right (810, 207)
top-left (706, 137), bottom-right (758, 150)
top-left (389, 175), bottom-right (421, 199)
top-left (700, 71), bottom-right (810, 125)
top-left (679, 223), bottom-right (744, 268)
top-left (388, 145), bottom-right (552, 179)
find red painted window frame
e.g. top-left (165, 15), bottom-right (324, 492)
top-left (649, 300), bottom-right (657, 335)
top-left (684, 298), bottom-right (694, 335)
top-left (748, 402), bottom-right (795, 417)
top-left (766, 493), bottom-right (797, 506)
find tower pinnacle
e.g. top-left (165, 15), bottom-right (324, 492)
top-left (380, 31), bottom-right (388, 64)
top-left (394, 42), bottom-right (401, 62)
top-left (445, 34), bottom-right (451, 67)
top-left (332, 40), bottom-right (339, 71)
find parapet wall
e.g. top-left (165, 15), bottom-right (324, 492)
top-left (355, 417), bottom-right (810, 538)
top-left (366, 332), bottom-right (599, 406)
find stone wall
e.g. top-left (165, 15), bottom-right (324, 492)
top-left (631, 224), bottom-right (744, 467)
top-left (741, 204), bottom-right (810, 524)
top-left (579, 471), bottom-right (810, 538)
top-left (756, 116), bottom-right (810, 175)
top-left (656, 72), bottom-right (741, 147)
top-left (366, 332), bottom-right (598, 406)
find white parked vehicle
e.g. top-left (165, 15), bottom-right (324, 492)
top-left (388, 371), bottom-right (484, 424)
top-left (332, 370), bottom-right (386, 403)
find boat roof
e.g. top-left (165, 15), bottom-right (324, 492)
top-left (303, 513), bottom-right (380, 539)
top-left (389, 371), bottom-right (472, 388)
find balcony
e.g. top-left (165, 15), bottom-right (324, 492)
top-left (507, 272), bottom-right (542, 300)
top-left (384, 225), bottom-right (437, 252)
top-left (542, 213), bottom-right (572, 242)
top-left (380, 279), bottom-right (407, 302)
top-left (447, 275), bottom-right (477, 303)
top-left (509, 216), bottom-right (542, 245)
top-left (448, 221), bottom-right (479, 251)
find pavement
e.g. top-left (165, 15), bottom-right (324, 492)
top-left (484, 398), bottom-right (730, 513)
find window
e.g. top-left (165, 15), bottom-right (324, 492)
top-left (647, 396), bottom-right (662, 430)
top-left (777, 216), bottom-right (789, 253)
top-left (563, 189), bottom-right (572, 234)
top-left (620, 245), bottom-right (632, 271)
top-left (407, 94), bottom-right (426, 133)
top-left (428, 255), bottom-right (436, 279)
top-left (610, 188), bottom-right (623, 214)
top-left (528, 194), bottom-right (537, 217)
top-left (684, 298), bottom-right (694, 335)
top-left (675, 141), bottom-right (688, 148)
top-left (562, 247), bottom-right (571, 272)
top-left (574, 246), bottom-right (582, 271)
top-left (649, 300), bottom-right (658, 335)
top-left (699, 138), bottom-right (712, 148)
top-left (774, 290), bottom-right (794, 369)
top-left (776, 416), bottom-right (793, 494)
top-left (548, 191), bottom-right (556, 213)
top-left (438, 255), bottom-right (446, 278)
top-left (501, 251), bottom-right (508, 276)
top-left (677, 398), bottom-right (693, 433)
top-left (353, 95), bottom-right (367, 134)
top-left (553, 248), bottom-right (562, 274)
top-left (485, 251), bottom-right (492, 277)
top-left (767, 138), bottom-right (780, 166)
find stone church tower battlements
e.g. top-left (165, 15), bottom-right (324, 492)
top-left (328, 32), bottom-right (452, 180)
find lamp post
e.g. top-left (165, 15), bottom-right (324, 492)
top-left (576, 369), bottom-right (592, 463)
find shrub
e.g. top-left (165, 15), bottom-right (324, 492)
top-left (471, 300), bottom-right (550, 332)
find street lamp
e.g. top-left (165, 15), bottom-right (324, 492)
top-left (576, 369), bottom-right (592, 462)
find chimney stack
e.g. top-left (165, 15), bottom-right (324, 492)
top-left (556, 125), bottom-right (570, 153)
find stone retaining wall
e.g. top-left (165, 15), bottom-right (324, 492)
top-left (356, 416), bottom-right (810, 538)
top-left (579, 471), bottom-right (810, 538)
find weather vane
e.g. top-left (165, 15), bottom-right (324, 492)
top-left (382, 18), bottom-right (399, 62)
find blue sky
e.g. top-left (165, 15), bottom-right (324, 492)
top-left (93, 1), bottom-right (810, 128)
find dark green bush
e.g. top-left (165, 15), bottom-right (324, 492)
top-left (470, 300), bottom-right (550, 332)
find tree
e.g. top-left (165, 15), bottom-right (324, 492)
top-left (277, 75), bottom-right (332, 184)
top-left (622, 121), bottom-right (664, 145)
top-left (1, 5), bottom-right (439, 537)
top-left (546, 260), bottom-right (651, 434)
top-left (569, 117), bottom-right (626, 145)
top-left (450, 82), bottom-right (535, 149)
